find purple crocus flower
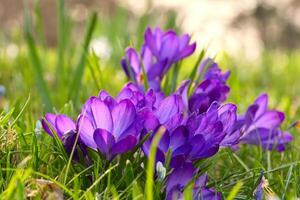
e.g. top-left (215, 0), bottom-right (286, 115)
top-left (166, 162), bottom-right (221, 200)
top-left (116, 82), bottom-right (160, 110)
top-left (42, 114), bottom-right (83, 154)
top-left (142, 97), bottom-right (239, 167)
top-left (121, 27), bottom-right (196, 91)
top-left (143, 125), bottom-right (191, 168)
top-left (141, 94), bottom-right (187, 166)
top-left (186, 102), bottom-right (238, 160)
top-left (189, 58), bottom-right (230, 114)
top-left (77, 94), bottom-right (142, 160)
top-left (42, 113), bottom-right (76, 139)
top-left (239, 94), bottom-right (293, 151)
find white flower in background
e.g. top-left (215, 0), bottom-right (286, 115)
top-left (6, 43), bottom-right (19, 59)
top-left (90, 37), bottom-right (112, 61)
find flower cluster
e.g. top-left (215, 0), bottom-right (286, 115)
top-left (42, 27), bottom-right (293, 199)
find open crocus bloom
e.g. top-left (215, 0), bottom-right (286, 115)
top-left (121, 27), bottom-right (196, 91)
top-left (77, 95), bottom-right (142, 160)
top-left (239, 94), bottom-right (293, 151)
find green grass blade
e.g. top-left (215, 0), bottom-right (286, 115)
top-left (80, 164), bottom-right (118, 199)
top-left (68, 12), bottom-right (97, 104)
top-left (24, 6), bottom-right (53, 111)
top-left (227, 181), bottom-right (243, 200)
top-left (282, 165), bottom-right (294, 199)
top-left (145, 126), bottom-right (166, 200)
top-left (55, 0), bottom-right (68, 86)
top-left (11, 95), bottom-right (30, 127)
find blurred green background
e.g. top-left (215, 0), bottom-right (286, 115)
top-left (0, 0), bottom-right (299, 123)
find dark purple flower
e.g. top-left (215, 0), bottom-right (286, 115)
top-left (189, 58), bottom-right (230, 114)
top-left (186, 102), bottom-right (238, 160)
top-left (77, 95), bottom-right (142, 160)
top-left (218, 103), bottom-right (242, 147)
top-left (166, 162), bottom-right (221, 200)
top-left (142, 126), bottom-right (191, 168)
top-left (142, 98), bottom-right (239, 167)
top-left (239, 94), bottom-right (293, 151)
top-left (121, 27), bottom-right (196, 91)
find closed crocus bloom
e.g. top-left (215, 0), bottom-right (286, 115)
top-left (218, 103), bottom-right (242, 147)
top-left (189, 58), bottom-right (230, 114)
top-left (144, 27), bottom-right (196, 73)
top-left (239, 94), bottom-right (293, 151)
top-left (42, 113), bottom-right (76, 140)
top-left (77, 94), bottom-right (141, 161)
top-left (42, 113), bottom-right (82, 154)
top-left (121, 27), bottom-right (196, 92)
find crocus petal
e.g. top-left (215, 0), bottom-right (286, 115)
top-left (155, 95), bottom-right (184, 125)
top-left (200, 188), bottom-right (222, 200)
top-left (170, 126), bottom-right (189, 150)
top-left (77, 115), bottom-right (97, 150)
top-left (138, 108), bottom-right (160, 131)
top-left (125, 48), bottom-right (141, 75)
top-left (116, 87), bottom-right (134, 102)
top-left (90, 98), bottom-right (113, 132)
top-left (93, 128), bottom-right (115, 156)
top-left (253, 93), bottom-right (268, 119)
top-left (218, 103), bottom-right (237, 132)
top-left (147, 59), bottom-right (168, 80)
top-left (176, 80), bottom-right (191, 111)
top-left (189, 134), bottom-right (205, 157)
top-left (111, 135), bottom-right (137, 156)
top-left (158, 129), bottom-right (170, 153)
top-left (188, 93), bottom-right (210, 114)
top-left (178, 34), bottom-right (190, 50)
top-left (144, 27), bottom-right (158, 57)
top-left (172, 144), bottom-right (192, 157)
top-left (112, 99), bottom-right (136, 139)
top-left (244, 104), bottom-right (259, 127)
top-left (98, 90), bottom-right (110, 100)
top-left (55, 114), bottom-right (76, 138)
top-left (166, 162), bottom-right (194, 195)
top-left (41, 113), bottom-right (57, 137)
top-left (250, 111), bottom-right (284, 130)
top-left (160, 33), bottom-right (179, 61)
top-left (179, 43), bottom-right (196, 59)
